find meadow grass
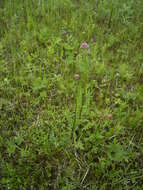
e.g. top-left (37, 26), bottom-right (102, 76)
top-left (0, 0), bottom-right (143, 189)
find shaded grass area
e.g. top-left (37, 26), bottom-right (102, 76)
top-left (0, 0), bottom-right (143, 189)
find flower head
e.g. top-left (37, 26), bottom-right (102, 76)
top-left (80, 42), bottom-right (88, 49)
top-left (74, 73), bottom-right (80, 80)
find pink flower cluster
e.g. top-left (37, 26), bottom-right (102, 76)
top-left (80, 42), bottom-right (88, 49)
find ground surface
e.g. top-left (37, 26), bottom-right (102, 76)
top-left (0, 0), bottom-right (143, 189)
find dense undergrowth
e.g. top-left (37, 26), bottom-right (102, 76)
top-left (0, 0), bottom-right (143, 189)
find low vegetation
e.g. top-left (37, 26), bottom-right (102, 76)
top-left (0, 0), bottom-right (143, 189)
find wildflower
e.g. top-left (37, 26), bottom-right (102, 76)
top-left (80, 42), bottom-right (88, 49)
top-left (74, 73), bottom-right (80, 80)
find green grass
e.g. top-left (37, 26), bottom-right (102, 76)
top-left (0, 0), bottom-right (143, 189)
